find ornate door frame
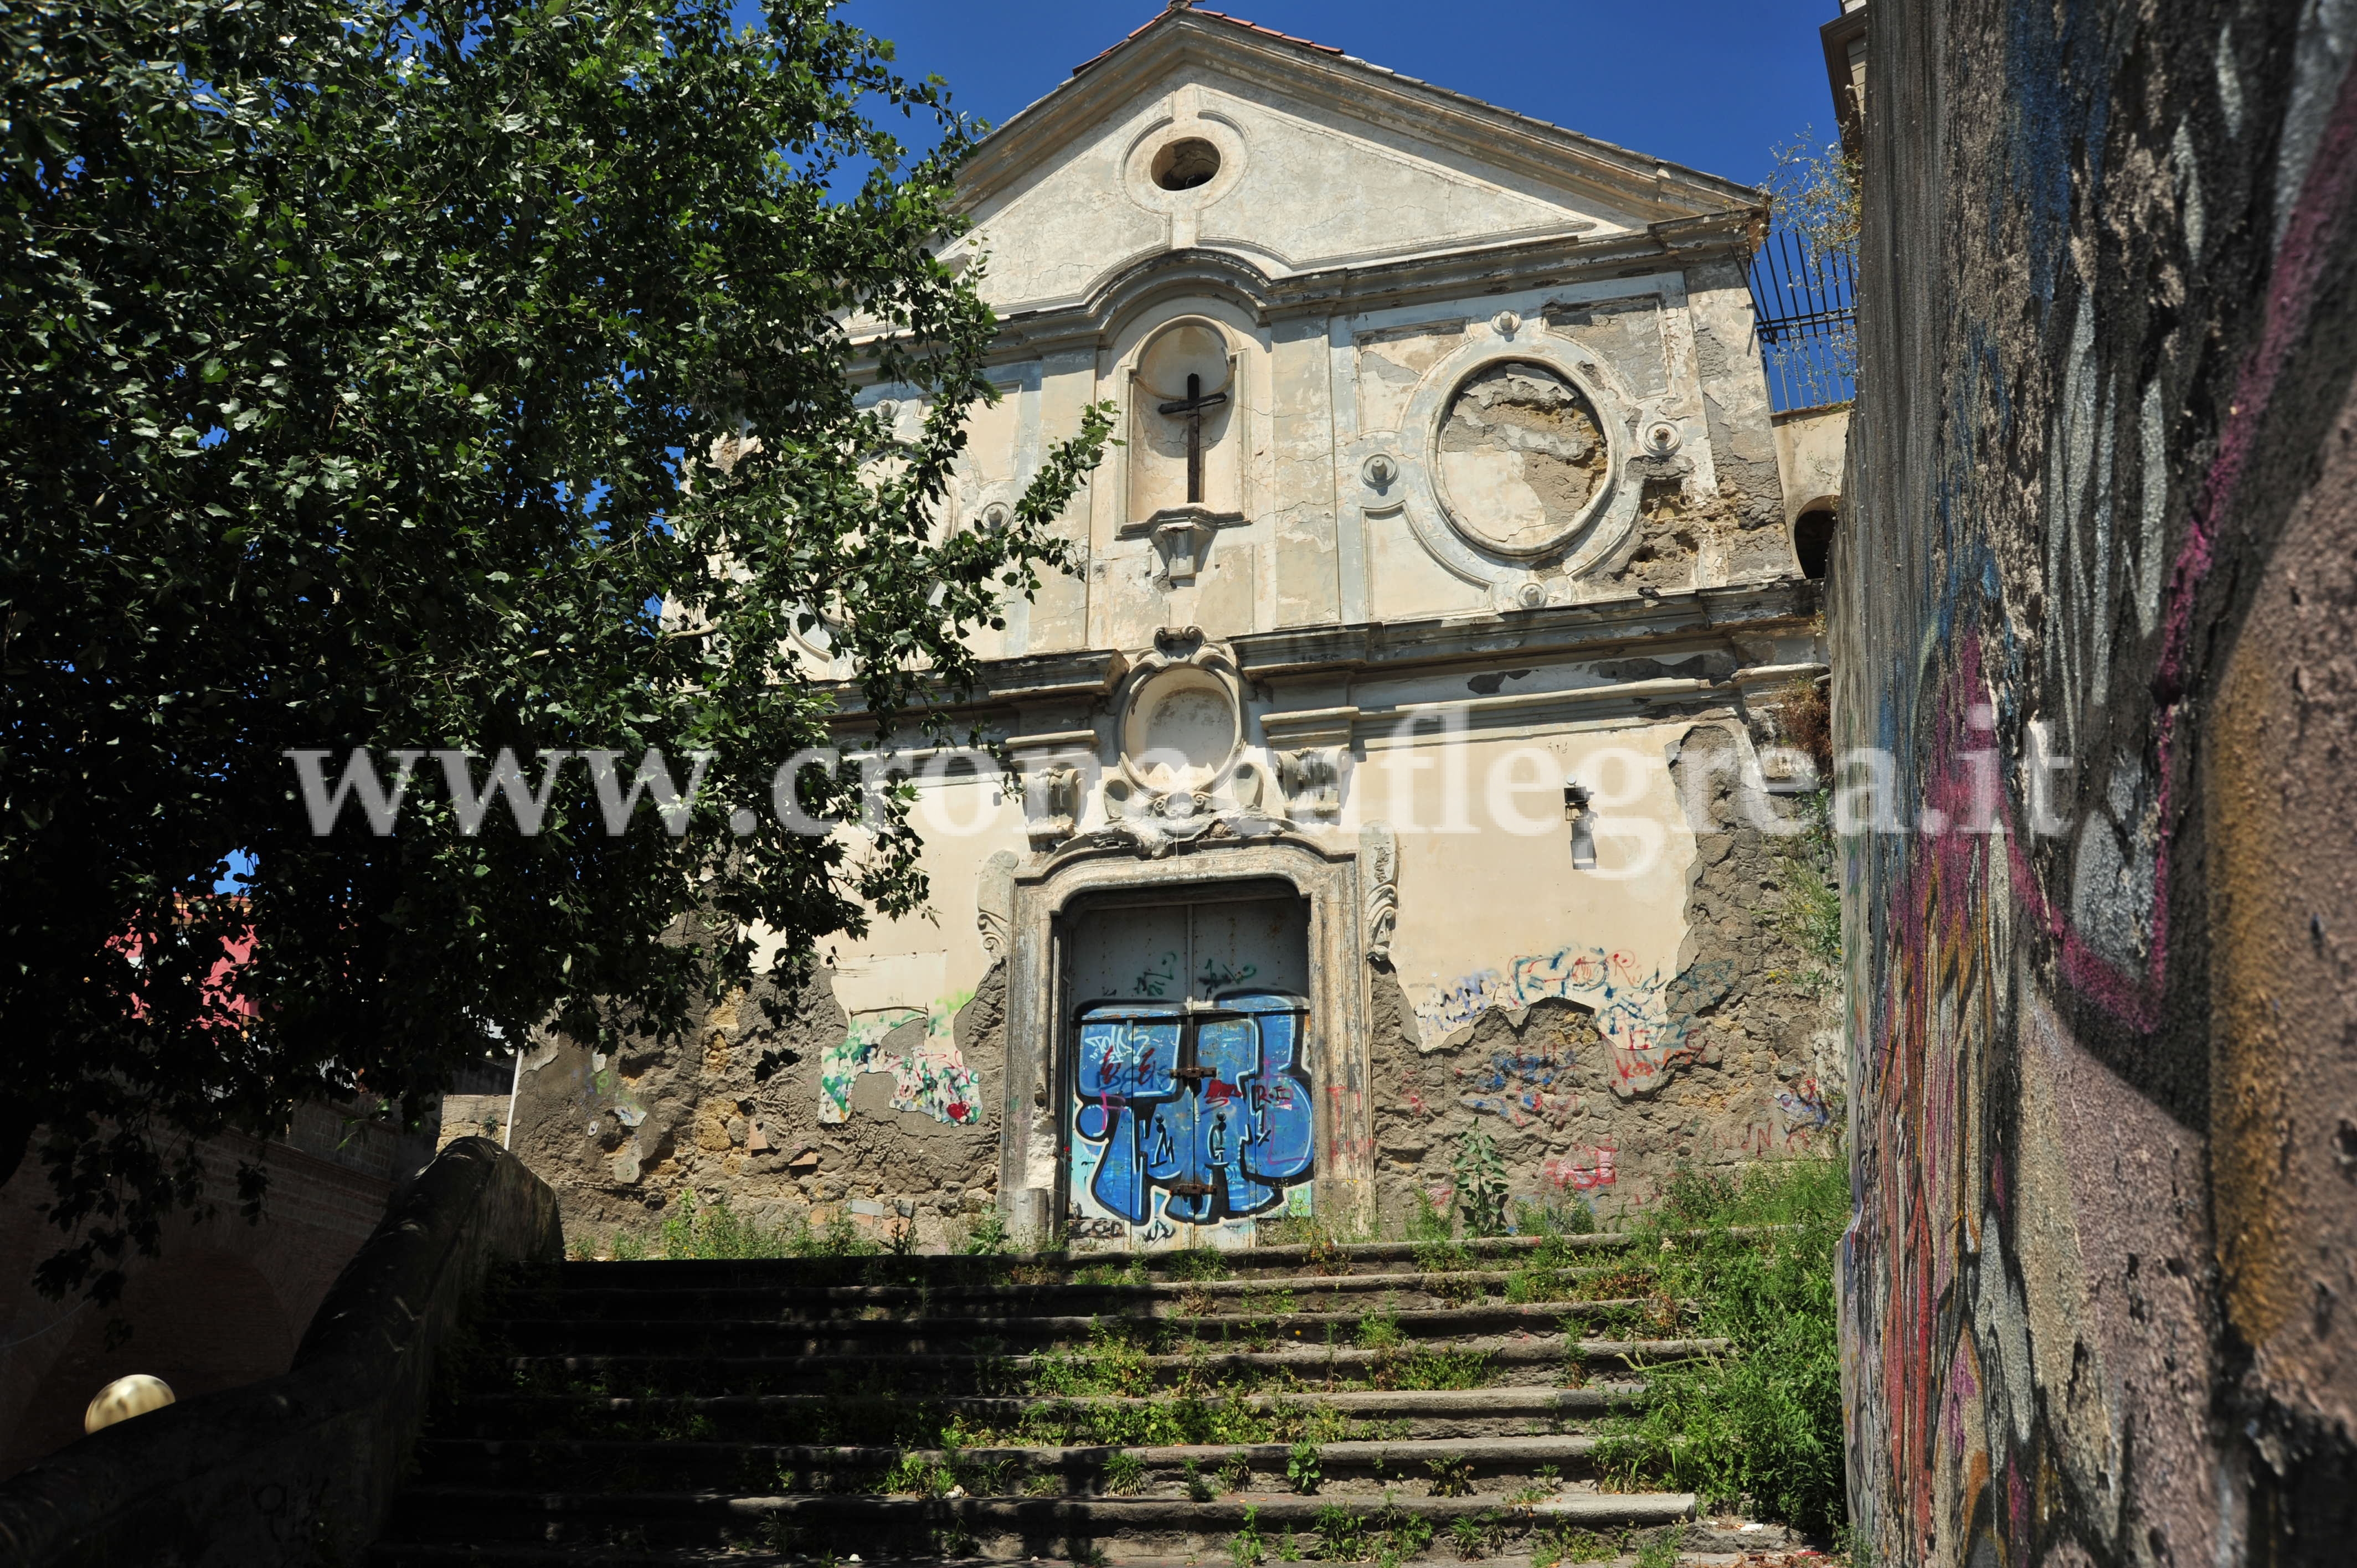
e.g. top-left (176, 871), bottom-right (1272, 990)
top-left (996, 832), bottom-right (1371, 1246)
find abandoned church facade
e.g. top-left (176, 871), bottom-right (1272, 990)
top-left (514, 7), bottom-right (1843, 1251)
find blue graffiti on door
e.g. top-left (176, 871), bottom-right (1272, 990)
top-left (1072, 992), bottom-right (1314, 1226)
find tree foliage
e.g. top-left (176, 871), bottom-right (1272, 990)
top-left (0, 0), bottom-right (1113, 1301)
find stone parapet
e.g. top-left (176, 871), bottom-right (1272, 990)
top-left (0, 1138), bottom-right (560, 1567)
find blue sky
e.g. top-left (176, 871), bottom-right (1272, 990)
top-left (833, 1), bottom-right (1847, 189)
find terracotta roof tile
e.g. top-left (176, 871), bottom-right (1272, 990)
top-left (1071, 5), bottom-right (1344, 78)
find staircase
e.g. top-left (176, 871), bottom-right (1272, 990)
top-left (371, 1235), bottom-right (1798, 1565)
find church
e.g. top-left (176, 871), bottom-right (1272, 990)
top-left (512, 2), bottom-right (1842, 1253)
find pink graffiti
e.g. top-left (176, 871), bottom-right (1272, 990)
top-left (1542, 1147), bottom-right (1617, 1190)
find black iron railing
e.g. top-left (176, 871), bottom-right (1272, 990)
top-left (1748, 224), bottom-right (1857, 412)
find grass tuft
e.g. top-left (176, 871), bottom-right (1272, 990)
top-left (1592, 1156), bottom-right (1849, 1538)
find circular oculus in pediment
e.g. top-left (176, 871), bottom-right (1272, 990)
top-left (1153, 138), bottom-right (1223, 190)
top-left (1119, 666), bottom-right (1240, 792)
top-left (1434, 361), bottom-right (1609, 559)
top-left (1124, 118), bottom-right (1247, 213)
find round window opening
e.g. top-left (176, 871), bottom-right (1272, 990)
top-left (1435, 361), bottom-right (1609, 557)
top-left (1151, 137), bottom-right (1223, 192)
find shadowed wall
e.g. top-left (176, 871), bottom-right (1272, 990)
top-left (1834, 1), bottom-right (2357, 1563)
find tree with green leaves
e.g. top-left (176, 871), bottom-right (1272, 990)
top-left (0, 0), bottom-right (1112, 1303)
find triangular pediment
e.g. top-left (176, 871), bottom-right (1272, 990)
top-left (946, 9), bottom-right (1761, 314)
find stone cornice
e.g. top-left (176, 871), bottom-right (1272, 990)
top-left (965, 214), bottom-right (1763, 362)
top-left (819, 581), bottom-right (1821, 724)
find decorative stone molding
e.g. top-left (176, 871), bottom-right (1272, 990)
top-left (1383, 328), bottom-right (1647, 608)
top-left (1119, 504), bottom-right (1248, 584)
top-left (1275, 747), bottom-right (1344, 819)
top-left (1087, 790), bottom-right (1279, 859)
top-left (1259, 705), bottom-right (1360, 750)
top-left (1115, 627), bottom-right (1244, 801)
top-left (977, 850), bottom-right (1018, 957)
top-left (1024, 764), bottom-right (1084, 851)
top-left (1362, 821), bottom-right (1400, 964)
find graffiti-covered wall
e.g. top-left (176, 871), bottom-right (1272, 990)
top-left (1835, 1), bottom-right (2357, 1562)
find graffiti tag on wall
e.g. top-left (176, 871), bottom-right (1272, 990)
top-left (1069, 993), bottom-right (1314, 1230)
top-left (819, 988), bottom-right (981, 1125)
top-left (1413, 946), bottom-right (1734, 1095)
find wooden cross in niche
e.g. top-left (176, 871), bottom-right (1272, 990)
top-left (1157, 372), bottom-right (1229, 504)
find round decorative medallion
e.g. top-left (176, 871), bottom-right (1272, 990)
top-left (1435, 362), bottom-right (1610, 558)
top-left (1122, 669), bottom-right (1238, 791)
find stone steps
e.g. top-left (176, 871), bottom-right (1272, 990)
top-left (433, 1385), bottom-right (1648, 1443)
top-left (368, 1237), bottom-right (1760, 1566)
top-left (511, 1269), bottom-right (1653, 1321)
top-left (379, 1484), bottom-right (1701, 1556)
top-left (481, 1301), bottom-right (1654, 1353)
top-left (410, 1432), bottom-right (1607, 1493)
top-left (549, 1236), bottom-right (1600, 1293)
top-left (493, 1337), bottom-right (1728, 1396)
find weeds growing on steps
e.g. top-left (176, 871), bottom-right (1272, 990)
top-left (1529, 1526), bottom-right (1636, 1567)
top-left (1100, 1450), bottom-right (1147, 1495)
top-left (1311, 1500), bottom-right (1434, 1568)
top-left (570, 1193), bottom-right (884, 1261)
top-left (1229, 1503), bottom-right (1268, 1567)
top-left (1593, 1154), bottom-right (1849, 1539)
top-left (1450, 1125), bottom-right (1511, 1237)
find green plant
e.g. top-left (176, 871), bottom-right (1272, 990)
top-left (1767, 786), bottom-right (1842, 994)
top-left (1513, 1193), bottom-right (1598, 1237)
top-left (653, 1192), bottom-right (798, 1260)
top-left (959, 1206), bottom-right (1013, 1256)
top-left (1450, 1512), bottom-right (1507, 1560)
top-left (1286, 1440), bottom-right (1322, 1495)
top-left (1451, 1126), bottom-right (1510, 1238)
top-left (1229, 1504), bottom-right (1267, 1568)
top-left (883, 1451), bottom-right (952, 1497)
top-left (1592, 1156), bottom-right (1850, 1538)
top-left (1425, 1457), bottom-right (1473, 1497)
top-left (1633, 1531), bottom-right (1682, 1568)
top-left (1218, 1450), bottom-right (1254, 1492)
top-left (1355, 1298), bottom-right (1404, 1350)
top-left (1102, 1451), bottom-right (1148, 1495)
top-left (1185, 1458), bottom-right (1216, 1502)
top-left (788, 1210), bottom-right (879, 1259)
top-left (1531, 1527), bottom-right (1617, 1568)
top-left (1375, 1505), bottom-right (1434, 1568)
top-left (1386, 1346), bottom-right (1490, 1391)
top-left (1278, 1529), bottom-right (1303, 1562)
top-left (1170, 1245), bottom-right (1231, 1282)
top-left (1314, 1503), bottom-right (1368, 1563)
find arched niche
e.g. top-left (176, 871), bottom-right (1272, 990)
top-left (1106, 300), bottom-right (1266, 535)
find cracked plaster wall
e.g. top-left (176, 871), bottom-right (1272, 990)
top-left (1366, 720), bottom-right (1844, 1229)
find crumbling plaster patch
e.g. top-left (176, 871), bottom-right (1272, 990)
top-left (512, 961), bottom-right (1009, 1249)
top-left (1366, 722), bottom-right (1840, 1226)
